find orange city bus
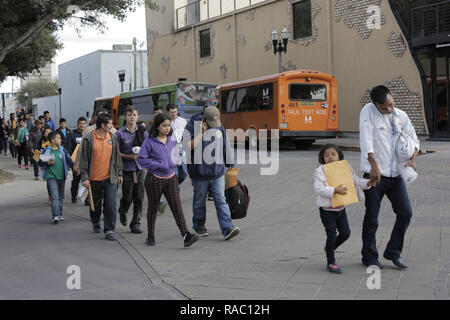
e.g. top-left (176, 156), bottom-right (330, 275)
top-left (218, 70), bottom-right (339, 149)
top-left (93, 95), bottom-right (120, 127)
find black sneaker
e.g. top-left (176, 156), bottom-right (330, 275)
top-left (130, 224), bottom-right (143, 234)
top-left (145, 234), bottom-right (155, 246)
top-left (184, 232), bottom-right (199, 247)
top-left (224, 227), bottom-right (240, 240)
top-left (119, 214), bottom-right (127, 226)
top-left (327, 264), bottom-right (342, 274)
top-left (71, 198), bottom-right (77, 204)
top-left (93, 223), bottom-right (101, 233)
top-left (105, 233), bottom-right (116, 241)
top-left (194, 226), bottom-right (208, 237)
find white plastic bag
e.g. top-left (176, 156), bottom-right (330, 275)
top-left (77, 185), bottom-right (88, 201)
top-left (397, 162), bottom-right (418, 184)
top-left (396, 131), bottom-right (415, 163)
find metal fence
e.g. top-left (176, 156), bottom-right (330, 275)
top-left (176, 0), bottom-right (263, 30)
top-left (411, 0), bottom-right (450, 47)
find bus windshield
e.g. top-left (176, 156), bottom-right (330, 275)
top-left (289, 84), bottom-right (327, 101)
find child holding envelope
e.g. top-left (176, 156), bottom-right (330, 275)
top-left (313, 144), bottom-right (373, 274)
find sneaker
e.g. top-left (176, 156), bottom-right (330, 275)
top-left (224, 227), bottom-right (240, 240)
top-left (194, 225), bottom-right (208, 237)
top-left (327, 264), bottom-right (342, 274)
top-left (207, 196), bottom-right (214, 201)
top-left (35, 176), bottom-right (40, 181)
top-left (18, 164), bottom-right (22, 169)
top-left (184, 232), bottom-right (199, 247)
top-left (51, 217), bottom-right (59, 225)
top-left (145, 234), bottom-right (155, 246)
top-left (130, 224), bottom-right (143, 234)
top-left (71, 198), bottom-right (77, 204)
top-left (158, 201), bottom-right (168, 215)
top-left (58, 216), bottom-right (64, 222)
top-left (119, 214), bottom-right (127, 226)
top-left (25, 165), bottom-right (29, 170)
top-left (105, 232), bottom-right (116, 241)
top-left (93, 223), bottom-right (101, 233)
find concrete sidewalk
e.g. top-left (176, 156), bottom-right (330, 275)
top-left (1, 142), bottom-right (449, 300)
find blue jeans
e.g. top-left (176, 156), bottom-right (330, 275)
top-left (191, 175), bottom-right (234, 236)
top-left (30, 153), bottom-right (39, 177)
top-left (47, 179), bottom-right (65, 218)
top-left (90, 179), bottom-right (117, 234)
top-left (361, 174), bottom-right (412, 263)
top-left (0, 137), bottom-right (7, 154)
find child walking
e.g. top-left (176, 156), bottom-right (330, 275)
top-left (39, 132), bottom-right (74, 224)
top-left (137, 113), bottom-right (199, 248)
top-left (313, 144), bottom-right (372, 274)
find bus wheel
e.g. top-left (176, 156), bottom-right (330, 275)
top-left (294, 140), bottom-right (314, 150)
top-left (247, 129), bottom-right (258, 149)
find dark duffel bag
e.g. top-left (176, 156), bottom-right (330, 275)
top-left (225, 179), bottom-right (250, 220)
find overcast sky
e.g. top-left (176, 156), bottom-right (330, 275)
top-left (0, 4), bottom-right (146, 93)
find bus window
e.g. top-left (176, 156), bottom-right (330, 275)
top-left (289, 84), bottom-right (326, 101)
top-left (158, 93), bottom-right (170, 108)
top-left (247, 86), bottom-right (258, 111)
top-left (236, 88), bottom-right (247, 112)
top-left (221, 90), bottom-right (229, 113)
top-left (226, 90), bottom-right (237, 113)
top-left (258, 83), bottom-right (273, 110)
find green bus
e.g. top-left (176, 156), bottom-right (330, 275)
top-left (117, 80), bottom-right (218, 128)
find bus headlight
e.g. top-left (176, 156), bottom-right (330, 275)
top-left (332, 116), bottom-right (336, 120)
top-left (282, 116), bottom-right (286, 120)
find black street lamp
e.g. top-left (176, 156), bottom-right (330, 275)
top-left (272, 28), bottom-right (290, 73)
top-left (118, 69), bottom-right (126, 93)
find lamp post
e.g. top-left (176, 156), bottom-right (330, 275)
top-left (24, 92), bottom-right (29, 114)
top-left (57, 88), bottom-right (62, 122)
top-left (133, 37), bottom-right (137, 90)
top-left (118, 70), bottom-right (126, 93)
top-left (272, 27), bottom-right (290, 73)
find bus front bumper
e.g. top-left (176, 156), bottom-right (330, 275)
top-left (278, 130), bottom-right (340, 138)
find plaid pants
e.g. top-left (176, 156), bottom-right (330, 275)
top-left (145, 173), bottom-right (188, 237)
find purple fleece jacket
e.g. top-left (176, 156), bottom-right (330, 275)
top-left (137, 135), bottom-right (179, 177)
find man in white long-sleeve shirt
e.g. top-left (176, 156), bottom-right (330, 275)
top-left (359, 85), bottom-right (419, 270)
top-left (167, 103), bottom-right (188, 184)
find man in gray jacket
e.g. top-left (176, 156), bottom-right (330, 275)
top-left (80, 113), bottom-right (123, 241)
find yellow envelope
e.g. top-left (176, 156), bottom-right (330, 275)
top-left (225, 167), bottom-right (239, 190)
top-left (322, 160), bottom-right (358, 208)
top-left (71, 144), bottom-right (80, 163)
top-left (33, 150), bottom-right (42, 162)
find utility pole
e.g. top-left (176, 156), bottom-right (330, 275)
top-left (133, 37), bottom-right (137, 90)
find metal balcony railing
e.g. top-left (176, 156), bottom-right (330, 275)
top-left (176, 0), bottom-right (263, 30)
top-left (411, 0), bottom-right (450, 47)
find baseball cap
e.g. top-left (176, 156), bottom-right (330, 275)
top-left (203, 106), bottom-right (221, 128)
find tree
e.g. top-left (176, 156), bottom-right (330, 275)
top-left (0, 0), bottom-right (158, 82)
top-left (16, 79), bottom-right (59, 109)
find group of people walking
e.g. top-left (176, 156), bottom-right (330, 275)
top-left (20, 104), bottom-right (239, 248)
top-left (3, 84), bottom-right (418, 271)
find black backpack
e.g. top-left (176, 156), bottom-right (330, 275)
top-left (133, 124), bottom-right (146, 147)
top-left (225, 180), bottom-right (250, 220)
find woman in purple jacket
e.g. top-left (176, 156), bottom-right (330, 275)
top-left (137, 113), bottom-right (199, 248)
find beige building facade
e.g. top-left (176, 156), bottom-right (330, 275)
top-left (146, 0), bottom-right (428, 134)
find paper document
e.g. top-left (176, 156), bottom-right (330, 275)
top-left (322, 160), bottom-right (358, 208)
